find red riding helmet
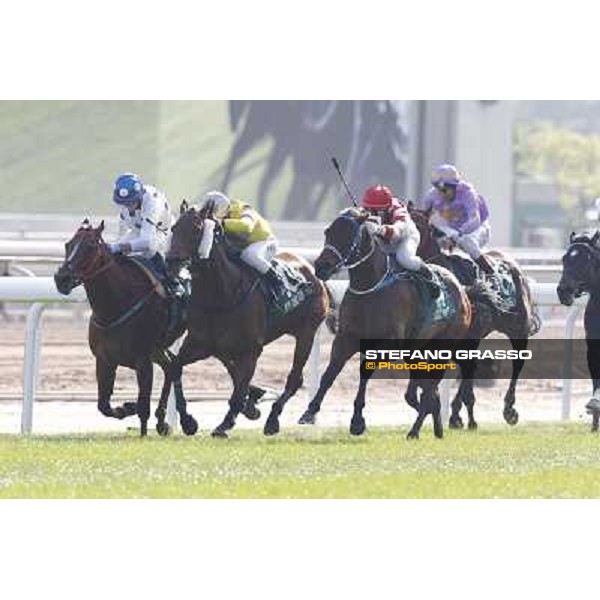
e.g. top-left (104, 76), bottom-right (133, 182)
top-left (361, 185), bottom-right (394, 210)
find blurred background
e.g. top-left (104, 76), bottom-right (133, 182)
top-left (2, 100), bottom-right (600, 248)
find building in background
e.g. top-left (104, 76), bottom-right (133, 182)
top-left (409, 100), bottom-right (515, 246)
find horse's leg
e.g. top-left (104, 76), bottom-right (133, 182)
top-left (584, 338), bottom-right (600, 432)
top-left (430, 381), bottom-right (444, 439)
top-left (404, 378), bottom-right (420, 412)
top-left (349, 357), bottom-right (375, 436)
top-left (503, 336), bottom-right (528, 426)
top-left (96, 358), bottom-right (119, 418)
top-left (153, 349), bottom-right (174, 436)
top-left (264, 330), bottom-right (314, 436)
top-left (408, 378), bottom-right (444, 439)
top-left (169, 334), bottom-right (212, 435)
top-left (135, 359), bottom-right (153, 437)
top-left (449, 377), bottom-right (465, 429)
top-left (452, 359), bottom-right (478, 430)
top-left (407, 377), bottom-right (429, 440)
top-left (212, 350), bottom-right (260, 438)
top-left (298, 334), bottom-right (358, 424)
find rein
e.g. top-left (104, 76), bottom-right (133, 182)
top-left (90, 285), bottom-right (158, 330)
top-left (326, 214), bottom-right (391, 296)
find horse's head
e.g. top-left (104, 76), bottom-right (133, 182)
top-left (557, 231), bottom-right (600, 306)
top-left (54, 219), bottom-right (108, 295)
top-left (408, 205), bottom-right (444, 259)
top-left (167, 199), bottom-right (223, 276)
top-left (314, 208), bottom-right (377, 280)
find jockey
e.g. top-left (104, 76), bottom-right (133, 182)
top-left (422, 164), bottom-right (494, 275)
top-left (361, 185), bottom-right (441, 298)
top-left (200, 190), bottom-right (288, 302)
top-left (109, 172), bottom-right (183, 297)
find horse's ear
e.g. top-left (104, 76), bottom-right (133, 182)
top-left (82, 217), bottom-right (90, 228)
top-left (593, 231), bottom-right (600, 245)
top-left (97, 220), bottom-right (105, 234)
top-left (180, 199), bottom-right (188, 215)
top-left (569, 231), bottom-right (576, 243)
top-left (407, 199), bottom-right (415, 210)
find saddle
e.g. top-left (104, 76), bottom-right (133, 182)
top-left (440, 252), bottom-right (518, 312)
top-left (117, 255), bottom-right (190, 337)
top-left (260, 259), bottom-right (314, 319)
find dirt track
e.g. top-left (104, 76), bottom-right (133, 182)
top-left (0, 313), bottom-right (595, 434)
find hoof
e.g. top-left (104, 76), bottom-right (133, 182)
top-left (407, 430), bottom-right (419, 440)
top-left (448, 415), bottom-right (464, 429)
top-left (298, 410), bottom-right (316, 425)
top-left (242, 405), bottom-right (261, 421)
top-left (263, 415), bottom-right (280, 436)
top-left (349, 417), bottom-right (366, 436)
top-left (211, 427), bottom-right (229, 439)
top-left (467, 421), bottom-right (478, 431)
top-left (156, 421), bottom-right (171, 437)
top-left (180, 414), bottom-right (198, 436)
top-left (503, 408), bottom-right (519, 426)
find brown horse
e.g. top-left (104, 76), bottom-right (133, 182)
top-left (53, 220), bottom-right (198, 437)
top-left (297, 208), bottom-right (473, 439)
top-left (409, 206), bottom-right (540, 429)
top-left (165, 201), bottom-right (330, 438)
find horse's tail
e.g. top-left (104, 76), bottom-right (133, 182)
top-left (514, 271), bottom-right (542, 337)
top-left (323, 280), bottom-right (345, 334)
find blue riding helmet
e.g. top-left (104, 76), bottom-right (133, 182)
top-left (113, 173), bottom-right (145, 206)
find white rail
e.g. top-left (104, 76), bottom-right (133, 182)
top-left (0, 277), bottom-right (587, 435)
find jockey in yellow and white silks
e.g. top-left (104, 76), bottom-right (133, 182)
top-left (199, 190), bottom-right (286, 298)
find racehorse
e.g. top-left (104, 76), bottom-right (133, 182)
top-left (557, 231), bottom-right (600, 431)
top-left (165, 200), bottom-right (330, 438)
top-left (297, 208), bottom-right (473, 439)
top-left (53, 220), bottom-right (198, 437)
top-left (409, 207), bottom-right (540, 429)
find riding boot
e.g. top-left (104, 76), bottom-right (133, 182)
top-left (417, 265), bottom-right (441, 299)
top-left (475, 254), bottom-right (495, 276)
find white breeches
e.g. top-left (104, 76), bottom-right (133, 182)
top-left (240, 238), bottom-right (278, 274)
top-left (393, 222), bottom-right (424, 271)
top-left (456, 222), bottom-right (491, 260)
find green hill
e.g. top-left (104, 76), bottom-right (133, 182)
top-left (0, 100), bottom-right (291, 216)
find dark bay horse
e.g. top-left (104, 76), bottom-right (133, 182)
top-left (166, 201), bottom-right (330, 438)
top-left (410, 207), bottom-right (540, 429)
top-left (297, 208), bottom-right (473, 439)
top-left (53, 220), bottom-right (198, 437)
top-left (557, 231), bottom-right (600, 431)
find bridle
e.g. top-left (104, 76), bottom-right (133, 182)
top-left (324, 213), bottom-right (391, 295)
top-left (562, 238), bottom-right (600, 296)
top-left (64, 234), bottom-right (112, 283)
top-left (323, 213), bottom-right (376, 271)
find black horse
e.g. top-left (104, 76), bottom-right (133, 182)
top-left (557, 230), bottom-right (600, 431)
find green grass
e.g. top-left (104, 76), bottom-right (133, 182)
top-left (1, 423), bottom-right (599, 498)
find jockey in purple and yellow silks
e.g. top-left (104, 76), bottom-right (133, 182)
top-left (422, 164), bottom-right (494, 275)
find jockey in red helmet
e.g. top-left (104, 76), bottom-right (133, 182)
top-left (360, 185), bottom-right (440, 298)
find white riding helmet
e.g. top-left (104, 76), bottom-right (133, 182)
top-left (431, 164), bottom-right (461, 188)
top-left (203, 190), bottom-right (231, 218)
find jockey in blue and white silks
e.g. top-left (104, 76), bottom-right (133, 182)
top-left (109, 173), bottom-right (182, 296)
